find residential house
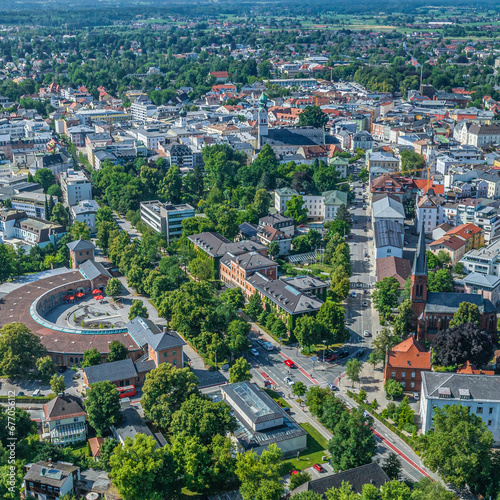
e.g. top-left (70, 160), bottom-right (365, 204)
top-left (371, 194), bottom-right (405, 226)
top-left (24, 461), bottom-right (80, 500)
top-left (429, 235), bottom-right (468, 266)
top-left (373, 220), bottom-right (404, 259)
top-left (463, 273), bottom-right (500, 305)
top-left (415, 190), bottom-right (449, 235)
top-left (60, 169), bottom-right (92, 206)
top-left (420, 372), bottom-right (500, 443)
top-left (258, 213), bottom-right (295, 237)
top-left (384, 337), bottom-right (431, 393)
top-left (257, 225), bottom-right (292, 256)
top-left (69, 200), bottom-right (99, 234)
top-left (367, 151), bottom-right (400, 171)
top-left (460, 238), bottom-right (500, 275)
top-left (375, 256), bottom-right (412, 288)
top-left (41, 394), bottom-right (86, 446)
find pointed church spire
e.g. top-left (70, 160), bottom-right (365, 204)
top-left (413, 222), bottom-right (427, 276)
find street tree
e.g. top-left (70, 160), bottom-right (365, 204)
top-left (128, 300), bottom-right (149, 320)
top-left (142, 363), bottom-right (200, 430)
top-left (292, 381), bottom-right (307, 398)
top-left (36, 356), bottom-right (56, 383)
top-left (107, 341), bottom-right (129, 363)
top-left (432, 322), bottom-right (494, 367)
top-left (0, 323), bottom-right (47, 378)
top-left (85, 381), bottom-right (121, 436)
top-left (319, 395), bottom-right (349, 431)
top-left (328, 408), bottom-right (376, 471)
top-left (285, 194), bottom-right (308, 225)
top-left (110, 434), bottom-right (180, 500)
top-left (70, 221), bottom-right (91, 241)
top-left (428, 269), bottom-right (454, 293)
top-left (170, 394), bottom-right (237, 445)
top-left (294, 316), bottom-right (325, 352)
top-left (235, 443), bottom-right (284, 500)
top-left (226, 320), bottom-right (251, 358)
top-left (371, 327), bottom-right (401, 366)
top-left (449, 301), bottom-right (480, 327)
top-left (345, 358), bottom-right (362, 387)
top-left (50, 374), bottom-right (66, 395)
top-left (382, 452), bottom-right (402, 480)
top-left (371, 277), bottom-right (400, 320)
top-left (410, 477), bottom-right (458, 500)
top-left (329, 266), bottom-right (351, 302)
top-left (105, 278), bottom-right (122, 300)
top-left (391, 299), bottom-right (414, 338)
top-left (305, 386), bottom-right (330, 418)
top-left (317, 301), bottom-right (348, 345)
top-left (82, 348), bottom-right (102, 367)
top-left (384, 379), bottom-right (404, 400)
top-left (220, 288), bottom-right (245, 311)
top-left (245, 292), bottom-right (263, 321)
top-left (417, 405), bottom-right (494, 496)
top-left (189, 257), bottom-right (214, 281)
top-left (334, 203), bottom-right (352, 228)
top-left (229, 357), bottom-right (252, 383)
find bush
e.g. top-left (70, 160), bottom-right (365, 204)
top-left (289, 471), bottom-right (311, 490)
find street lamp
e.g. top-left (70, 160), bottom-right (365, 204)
top-left (322, 340), bottom-right (326, 363)
top-left (214, 350), bottom-right (217, 371)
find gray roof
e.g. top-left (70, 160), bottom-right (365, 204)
top-left (246, 274), bottom-right (323, 315)
top-left (221, 251), bottom-right (276, 271)
top-left (66, 239), bottom-right (95, 252)
top-left (24, 461), bottom-right (78, 487)
top-left (422, 372), bottom-right (500, 402)
top-left (126, 317), bottom-right (186, 351)
top-left (78, 260), bottom-right (112, 281)
top-left (425, 292), bottom-right (496, 314)
top-left (83, 358), bottom-right (137, 385)
top-left (187, 232), bottom-right (230, 258)
top-left (281, 275), bottom-right (329, 292)
top-left (113, 406), bottom-right (159, 447)
top-left (413, 223), bottom-right (428, 276)
top-left (259, 213), bottom-right (294, 226)
top-left (263, 128), bottom-right (322, 146)
top-left (44, 394), bottom-right (85, 421)
top-left (462, 272), bottom-right (500, 288)
top-left (374, 220), bottom-right (403, 249)
top-left (372, 194), bottom-right (405, 219)
top-left (224, 240), bottom-right (267, 255)
top-left (291, 463), bottom-right (389, 496)
top-left (70, 199), bottom-right (99, 215)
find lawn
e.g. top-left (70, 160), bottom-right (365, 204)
top-left (283, 423), bottom-right (330, 472)
top-left (264, 388), bottom-right (290, 409)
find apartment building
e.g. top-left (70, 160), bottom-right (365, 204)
top-left (60, 169), bottom-right (92, 206)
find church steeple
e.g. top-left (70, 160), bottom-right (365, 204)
top-left (412, 224), bottom-right (427, 276)
top-left (257, 93), bottom-right (268, 148)
top-left (411, 221), bottom-right (428, 325)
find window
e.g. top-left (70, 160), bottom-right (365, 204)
top-left (74, 417), bottom-right (79, 422)
top-left (489, 407), bottom-right (494, 414)
top-left (164, 352), bottom-right (168, 357)
top-left (477, 407), bottom-right (483, 414)
top-left (401, 371), bottom-right (406, 378)
top-left (410, 382), bottom-right (415, 388)
top-left (411, 372), bottom-right (415, 378)
top-left (401, 382), bottom-right (406, 387)
top-left (173, 351), bottom-right (176, 356)
top-left (488, 420), bottom-right (492, 426)
top-left (391, 371), bottom-right (396, 378)
top-left (173, 360), bottom-right (177, 365)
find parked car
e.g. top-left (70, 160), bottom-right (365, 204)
top-left (284, 359), bottom-right (296, 368)
top-left (256, 338), bottom-right (265, 346)
top-left (250, 348), bottom-right (259, 357)
top-left (326, 353), bottom-right (338, 362)
top-left (313, 464), bottom-right (326, 473)
top-left (362, 301), bottom-right (368, 307)
top-left (290, 470), bottom-right (299, 475)
top-left (284, 376), bottom-right (294, 386)
top-left (351, 291), bottom-right (356, 298)
top-left (263, 341), bottom-right (274, 351)
top-left (356, 349), bottom-right (365, 357)
top-left (363, 330), bottom-right (371, 337)
top-left (413, 392), bottom-right (420, 401)
top-left (328, 383), bottom-right (339, 391)
top-left (58, 366), bottom-right (67, 373)
top-left (18, 391), bottom-right (24, 396)
top-left (338, 350), bottom-right (349, 358)
top-left (32, 389), bottom-right (41, 397)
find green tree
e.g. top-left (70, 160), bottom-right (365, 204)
top-left (454, 262), bottom-right (465, 275)
top-left (96, 205), bottom-right (115, 224)
top-left (345, 358), bottom-right (362, 387)
top-left (329, 266), bottom-right (351, 302)
top-left (290, 471), bottom-right (312, 491)
top-left (400, 149), bottom-right (425, 174)
top-left (0, 323), bottom-right (46, 377)
top-left (50, 374), bottom-right (66, 395)
top-left (235, 443), bottom-right (284, 500)
top-left (371, 327), bottom-right (401, 366)
top-left (298, 105), bottom-right (328, 128)
top-left (449, 301), bottom-right (480, 327)
top-left (158, 164), bottom-right (182, 204)
top-left (253, 188), bottom-right (271, 217)
top-left (245, 292), bottom-right (263, 321)
top-left (70, 221), bottom-right (91, 241)
top-left (358, 167), bottom-right (369, 183)
top-left (105, 278), bottom-right (122, 299)
top-left (426, 251), bottom-right (439, 270)
top-left (0, 244), bottom-right (15, 283)
top-left (382, 452), bottom-right (402, 480)
top-left (110, 434), bottom-right (180, 500)
top-left (285, 194), bottom-right (308, 225)
top-left (82, 347), bottom-right (102, 367)
top-left (410, 477), bottom-right (458, 500)
top-left (229, 357), bottom-right (252, 383)
top-left (36, 356), bottom-right (56, 383)
top-left (320, 395), bottom-right (348, 431)
top-left (391, 299), bottom-right (414, 338)
top-left (267, 241), bottom-right (280, 258)
top-left (227, 320), bottom-right (251, 357)
top-left (128, 300), bottom-right (149, 320)
top-left (33, 168), bottom-right (56, 192)
top-left (428, 268), bottom-right (454, 293)
top-left (292, 381), bottom-right (307, 398)
top-left (189, 257), bottom-right (214, 281)
top-left (97, 221), bottom-right (119, 254)
top-left (220, 288), bottom-right (245, 311)
top-left (294, 316), bottom-right (325, 351)
top-left (371, 277), bottom-right (401, 320)
top-left (47, 183), bottom-right (63, 199)
top-left (142, 363), bottom-right (200, 430)
top-left (317, 301), bottom-right (348, 345)
top-left (51, 203), bottom-right (69, 227)
top-left (85, 381), bottom-right (121, 436)
top-left (107, 341), bottom-right (128, 363)
top-left (305, 386), bottom-right (330, 418)
top-left (97, 438), bottom-right (119, 472)
top-left (328, 408), bottom-right (376, 471)
top-left (384, 379), bottom-right (404, 400)
top-left (417, 405), bottom-right (494, 495)
top-left (170, 394), bottom-right (237, 445)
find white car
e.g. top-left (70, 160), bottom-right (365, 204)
top-left (351, 291), bottom-right (356, 298)
top-left (363, 330), bottom-right (371, 337)
top-left (284, 376), bottom-right (294, 386)
top-left (362, 301), bottom-right (368, 307)
top-left (263, 341), bottom-right (274, 351)
top-left (364, 257), bottom-right (369, 262)
top-left (250, 348), bottom-right (259, 357)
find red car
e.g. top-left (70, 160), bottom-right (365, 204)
top-left (325, 353), bottom-right (338, 362)
top-left (313, 464), bottom-right (326, 473)
top-left (284, 359), bottom-right (296, 368)
top-left (290, 470), bottom-right (299, 475)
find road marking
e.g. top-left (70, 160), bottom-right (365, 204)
top-left (278, 352), bottom-right (319, 385)
top-left (260, 371), bottom-right (278, 386)
top-left (372, 429), bottom-right (429, 478)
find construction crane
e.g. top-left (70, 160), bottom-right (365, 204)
top-left (401, 163), bottom-right (433, 191)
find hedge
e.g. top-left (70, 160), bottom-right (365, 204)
top-left (0, 393), bottom-right (57, 403)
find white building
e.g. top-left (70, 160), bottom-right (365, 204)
top-left (60, 169), bottom-right (92, 206)
top-left (24, 461), bottom-right (80, 500)
top-left (11, 192), bottom-right (58, 219)
top-left (131, 95), bottom-right (157, 122)
top-left (69, 200), bottom-right (99, 234)
top-left (460, 238), bottom-right (500, 275)
top-left (466, 123), bottom-right (500, 147)
top-left (372, 194), bottom-right (405, 226)
top-left (420, 372), bottom-right (500, 444)
top-left (373, 219), bottom-right (404, 259)
top-left (140, 200), bottom-right (195, 244)
top-left (415, 192), bottom-right (449, 235)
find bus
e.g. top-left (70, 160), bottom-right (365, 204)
top-left (117, 385), bottom-right (136, 398)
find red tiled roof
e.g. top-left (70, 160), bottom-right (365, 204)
top-left (386, 337), bottom-right (431, 370)
top-left (456, 360), bottom-right (494, 375)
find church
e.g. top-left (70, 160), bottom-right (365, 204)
top-left (411, 228), bottom-right (497, 339)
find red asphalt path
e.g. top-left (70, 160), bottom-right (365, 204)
top-left (278, 352), bottom-right (319, 385)
top-left (372, 429), bottom-right (430, 478)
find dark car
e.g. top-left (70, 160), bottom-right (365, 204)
top-left (18, 391), bottom-right (25, 396)
top-left (338, 350), bottom-right (349, 358)
top-left (326, 353), bottom-right (338, 362)
top-left (58, 366), bottom-right (67, 373)
top-left (356, 349), bottom-right (365, 357)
